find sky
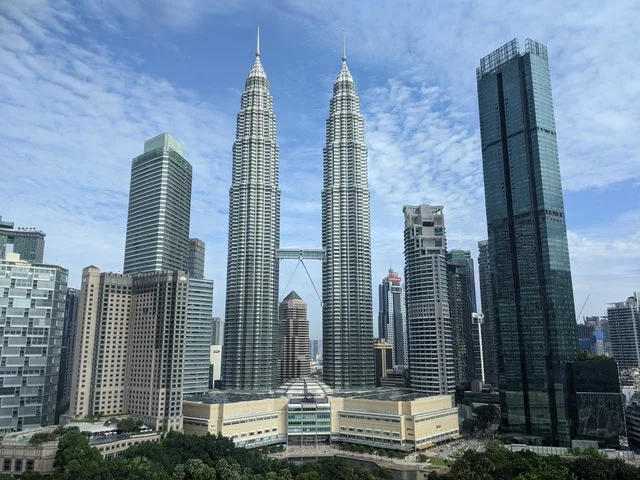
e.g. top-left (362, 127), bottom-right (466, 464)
top-left (1, 0), bottom-right (639, 341)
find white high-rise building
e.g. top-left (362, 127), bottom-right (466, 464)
top-left (321, 46), bottom-right (374, 388)
top-left (222, 30), bottom-right (281, 390)
top-left (403, 205), bottom-right (454, 395)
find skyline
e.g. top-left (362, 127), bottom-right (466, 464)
top-left (1, 1), bottom-right (639, 340)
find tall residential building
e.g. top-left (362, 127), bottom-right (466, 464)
top-left (378, 269), bottom-right (408, 368)
top-left (0, 253), bottom-right (67, 431)
top-left (447, 250), bottom-right (477, 388)
top-left (188, 238), bottom-right (205, 279)
top-left (278, 291), bottom-right (310, 384)
top-left (478, 240), bottom-right (498, 384)
top-left (0, 216), bottom-right (46, 263)
top-left (70, 267), bottom-right (132, 418)
top-left (58, 287), bottom-right (79, 403)
top-left (69, 267), bottom-right (187, 430)
top-left (607, 294), bottom-right (640, 368)
top-left (471, 313), bottom-right (485, 383)
top-left (373, 340), bottom-right (393, 387)
top-left (126, 270), bottom-right (187, 431)
top-left (211, 317), bottom-right (224, 345)
top-left (222, 34), bottom-right (281, 390)
top-left (322, 48), bottom-right (374, 389)
top-left (123, 133), bottom-right (192, 275)
top-left (184, 278), bottom-right (214, 395)
top-left (477, 38), bottom-right (578, 445)
top-left (403, 205), bottom-right (454, 395)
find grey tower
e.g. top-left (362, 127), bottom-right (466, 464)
top-left (378, 269), bottom-right (408, 368)
top-left (123, 133), bottom-right (192, 274)
top-left (477, 39), bottom-right (578, 445)
top-left (188, 238), bottom-right (205, 279)
top-left (322, 47), bottom-right (374, 389)
top-left (403, 205), bottom-right (454, 395)
top-left (222, 31), bottom-right (281, 390)
top-left (0, 216), bottom-right (45, 264)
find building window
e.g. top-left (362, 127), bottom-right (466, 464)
top-left (2, 459), bottom-right (10, 472)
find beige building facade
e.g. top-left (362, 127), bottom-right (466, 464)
top-left (183, 380), bottom-right (459, 451)
top-left (278, 291), bottom-right (310, 384)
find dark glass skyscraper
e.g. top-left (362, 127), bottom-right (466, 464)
top-left (378, 269), bottom-right (408, 368)
top-left (477, 39), bottom-right (578, 445)
top-left (478, 240), bottom-right (499, 385)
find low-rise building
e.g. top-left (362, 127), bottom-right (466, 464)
top-left (183, 378), bottom-right (459, 451)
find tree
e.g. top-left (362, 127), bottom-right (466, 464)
top-left (53, 429), bottom-right (108, 480)
top-left (461, 418), bottom-right (477, 435)
top-left (118, 417), bottom-right (143, 432)
top-left (474, 405), bottom-right (499, 433)
top-left (110, 456), bottom-right (170, 480)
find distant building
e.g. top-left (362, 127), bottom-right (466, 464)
top-left (184, 278), bottom-right (214, 395)
top-left (278, 292), bottom-right (310, 384)
top-left (188, 238), bottom-right (205, 279)
top-left (584, 316), bottom-right (610, 357)
top-left (0, 253), bottom-right (67, 431)
top-left (403, 205), bottom-right (454, 394)
top-left (607, 294), bottom-right (640, 368)
top-left (211, 317), bottom-right (224, 345)
top-left (471, 313), bottom-right (485, 383)
top-left (447, 250), bottom-right (477, 388)
top-left (58, 287), bottom-right (79, 403)
top-left (477, 240), bottom-right (498, 385)
top-left (310, 339), bottom-right (320, 362)
top-left (374, 340), bottom-right (393, 387)
top-left (123, 133), bottom-right (192, 275)
top-left (378, 269), bottom-right (408, 368)
top-left (209, 345), bottom-right (222, 389)
top-left (577, 323), bottom-right (596, 354)
top-left (0, 216), bottom-right (46, 263)
top-left (566, 359), bottom-right (626, 449)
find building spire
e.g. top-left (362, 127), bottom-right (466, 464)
top-left (256, 24), bottom-right (260, 57)
top-left (342, 30), bottom-right (346, 62)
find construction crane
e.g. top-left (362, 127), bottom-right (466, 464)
top-left (575, 294), bottom-right (591, 322)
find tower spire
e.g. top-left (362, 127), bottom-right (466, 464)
top-left (342, 30), bottom-right (346, 62)
top-left (256, 24), bottom-right (260, 57)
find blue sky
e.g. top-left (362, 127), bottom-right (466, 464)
top-left (1, 0), bottom-right (638, 340)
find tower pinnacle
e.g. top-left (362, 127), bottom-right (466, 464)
top-left (256, 24), bottom-right (260, 57)
top-left (342, 30), bottom-right (346, 62)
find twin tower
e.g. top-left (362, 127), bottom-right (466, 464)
top-left (222, 32), bottom-right (373, 390)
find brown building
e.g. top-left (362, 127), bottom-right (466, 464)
top-left (374, 340), bottom-right (393, 387)
top-left (278, 291), bottom-right (310, 384)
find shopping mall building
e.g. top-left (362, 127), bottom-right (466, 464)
top-left (183, 378), bottom-right (459, 451)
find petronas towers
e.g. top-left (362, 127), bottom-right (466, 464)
top-left (223, 32), bottom-right (373, 390)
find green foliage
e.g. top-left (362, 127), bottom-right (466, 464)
top-left (117, 417), bottom-right (144, 432)
top-left (173, 458), bottom-right (217, 480)
top-left (53, 429), bottom-right (108, 479)
top-left (473, 405), bottom-right (499, 433)
top-left (30, 425), bottom-right (67, 444)
top-left (460, 418), bottom-right (477, 435)
top-left (576, 351), bottom-right (615, 362)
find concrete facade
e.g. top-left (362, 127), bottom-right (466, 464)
top-left (278, 291), bottom-right (310, 384)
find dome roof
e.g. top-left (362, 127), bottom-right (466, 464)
top-left (275, 377), bottom-right (333, 397)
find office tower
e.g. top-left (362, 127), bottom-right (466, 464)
top-left (0, 253), bottom-right (67, 431)
top-left (447, 250), bottom-right (477, 388)
top-left (57, 287), bottom-right (79, 403)
top-left (566, 359), bottom-right (626, 449)
top-left (403, 205), bottom-right (454, 394)
top-left (209, 345), bottom-right (222, 389)
top-left (188, 238), bottom-right (205, 279)
top-left (123, 133), bottom-right (192, 274)
top-left (311, 339), bottom-right (320, 361)
top-left (607, 294), bottom-right (640, 368)
top-left (184, 278), bottom-right (214, 395)
top-left (322, 47), bottom-right (374, 389)
top-left (0, 216), bottom-right (46, 263)
top-left (373, 340), bottom-right (393, 387)
top-left (577, 323), bottom-right (595, 354)
top-left (278, 291), bottom-right (310, 384)
top-left (69, 267), bottom-right (133, 418)
top-left (584, 316), bottom-right (610, 357)
top-left (223, 33), bottom-right (281, 390)
top-left (478, 240), bottom-right (498, 384)
top-left (378, 269), bottom-right (408, 368)
top-left (126, 270), bottom-right (187, 431)
top-left (211, 317), bottom-right (224, 345)
top-left (477, 38), bottom-right (578, 445)
top-left (471, 313), bottom-right (485, 383)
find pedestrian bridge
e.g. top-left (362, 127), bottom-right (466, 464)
top-left (276, 248), bottom-right (325, 261)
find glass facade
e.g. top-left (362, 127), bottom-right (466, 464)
top-left (287, 396), bottom-right (331, 446)
top-left (188, 238), bottom-right (205, 280)
top-left (184, 278), bottom-right (214, 395)
top-left (477, 39), bottom-right (578, 445)
top-left (0, 259), bottom-right (67, 431)
top-left (123, 133), bottom-right (192, 275)
top-left (0, 217), bottom-right (45, 265)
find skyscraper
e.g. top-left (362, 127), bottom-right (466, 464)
top-left (0, 216), bottom-right (46, 263)
top-left (0, 253), bottom-right (67, 431)
top-left (188, 238), bottom-right (206, 279)
top-left (373, 340), bottom-right (393, 387)
top-left (184, 278), bottom-right (214, 395)
top-left (58, 287), bottom-right (79, 404)
top-left (447, 250), bottom-right (477, 388)
top-left (403, 205), bottom-right (454, 395)
top-left (278, 291), bottom-right (310, 384)
top-left (211, 317), bottom-right (224, 345)
top-left (123, 133), bottom-right (192, 274)
top-left (471, 313), bottom-right (485, 383)
top-left (378, 269), bottom-right (408, 368)
top-left (477, 38), bottom-right (578, 445)
top-left (607, 294), bottom-right (640, 368)
top-left (322, 46), bottom-right (374, 389)
top-left (222, 31), bottom-right (281, 390)
top-left (477, 240), bottom-right (498, 384)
